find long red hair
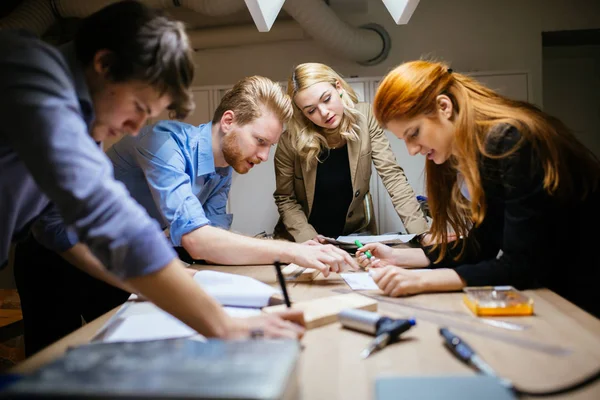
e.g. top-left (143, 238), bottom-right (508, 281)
top-left (373, 60), bottom-right (600, 262)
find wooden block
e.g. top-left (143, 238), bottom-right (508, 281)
top-left (263, 293), bottom-right (378, 329)
top-left (281, 263), bottom-right (320, 282)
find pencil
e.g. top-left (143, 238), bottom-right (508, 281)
top-left (274, 260), bottom-right (292, 308)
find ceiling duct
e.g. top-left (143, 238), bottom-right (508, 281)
top-left (0, 0), bottom-right (391, 65)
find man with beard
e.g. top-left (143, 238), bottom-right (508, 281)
top-left (107, 75), bottom-right (357, 270)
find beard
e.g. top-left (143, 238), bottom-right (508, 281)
top-left (222, 130), bottom-right (254, 174)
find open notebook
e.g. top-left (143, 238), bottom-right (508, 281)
top-left (127, 270), bottom-right (281, 308)
top-left (95, 270), bottom-right (279, 343)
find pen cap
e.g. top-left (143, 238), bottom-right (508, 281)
top-left (338, 309), bottom-right (381, 335)
top-left (376, 318), bottom-right (416, 338)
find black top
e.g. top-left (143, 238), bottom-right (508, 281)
top-left (425, 125), bottom-right (600, 318)
top-left (308, 145), bottom-right (353, 238)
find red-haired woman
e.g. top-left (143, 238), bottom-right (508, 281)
top-left (357, 60), bottom-right (600, 318)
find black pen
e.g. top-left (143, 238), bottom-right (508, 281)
top-left (439, 328), bottom-right (512, 388)
top-left (274, 260), bottom-right (292, 307)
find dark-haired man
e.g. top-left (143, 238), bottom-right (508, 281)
top-left (2, 1), bottom-right (303, 356)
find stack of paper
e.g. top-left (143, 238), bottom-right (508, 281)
top-left (340, 272), bottom-right (379, 290)
top-left (193, 270), bottom-right (280, 307)
top-left (335, 234), bottom-right (416, 245)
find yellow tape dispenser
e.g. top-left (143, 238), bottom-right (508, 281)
top-left (463, 286), bottom-right (534, 316)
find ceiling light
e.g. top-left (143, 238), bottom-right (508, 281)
top-left (381, 0), bottom-right (420, 24)
top-left (244, 0), bottom-right (285, 32)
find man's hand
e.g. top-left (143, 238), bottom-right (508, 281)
top-left (226, 309), bottom-right (305, 339)
top-left (184, 268), bottom-right (198, 278)
top-left (289, 243), bottom-right (357, 277)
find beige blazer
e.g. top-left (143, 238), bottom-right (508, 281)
top-left (273, 102), bottom-right (428, 243)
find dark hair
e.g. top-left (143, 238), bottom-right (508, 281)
top-left (74, 0), bottom-right (195, 119)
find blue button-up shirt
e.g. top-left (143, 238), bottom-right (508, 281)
top-left (0, 30), bottom-right (176, 278)
top-left (107, 121), bottom-right (233, 246)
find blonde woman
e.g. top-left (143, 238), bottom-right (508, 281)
top-left (274, 63), bottom-right (428, 243)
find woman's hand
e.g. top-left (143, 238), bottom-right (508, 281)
top-left (370, 266), bottom-right (465, 297)
top-left (369, 266), bottom-right (427, 296)
top-left (355, 242), bottom-right (395, 269)
top-left (419, 232), bottom-right (458, 246)
top-left (313, 235), bottom-right (330, 244)
top-left (356, 244), bottom-right (430, 270)
top-left (302, 235), bottom-right (329, 246)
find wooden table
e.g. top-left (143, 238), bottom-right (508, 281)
top-left (12, 265), bottom-right (600, 400)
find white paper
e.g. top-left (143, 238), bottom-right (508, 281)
top-left (102, 304), bottom-right (262, 343)
top-left (340, 272), bottom-right (379, 290)
top-left (103, 312), bottom-right (200, 343)
top-left (336, 233), bottom-right (416, 244)
top-left (223, 307), bottom-right (263, 318)
top-left (193, 270), bottom-right (280, 308)
top-left (118, 301), bottom-right (262, 320)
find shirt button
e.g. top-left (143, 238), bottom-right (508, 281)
top-left (354, 190), bottom-right (360, 198)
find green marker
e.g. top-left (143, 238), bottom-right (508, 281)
top-left (354, 240), bottom-right (372, 259)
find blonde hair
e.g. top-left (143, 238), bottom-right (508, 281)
top-left (213, 75), bottom-right (292, 125)
top-left (374, 60), bottom-right (600, 262)
top-left (288, 63), bottom-right (361, 169)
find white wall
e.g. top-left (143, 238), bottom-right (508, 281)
top-left (191, 0), bottom-right (600, 235)
top-left (543, 45), bottom-right (600, 157)
top-left (190, 0), bottom-right (599, 108)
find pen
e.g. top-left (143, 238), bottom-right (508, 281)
top-left (360, 317), bottom-right (415, 359)
top-left (339, 309), bottom-right (416, 359)
top-left (439, 327), bottom-right (512, 387)
top-left (354, 240), bottom-right (372, 259)
top-left (274, 260), bottom-right (292, 308)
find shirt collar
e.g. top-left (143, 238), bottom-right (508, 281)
top-left (196, 122), bottom-right (217, 176)
top-left (59, 42), bottom-right (94, 127)
top-left (196, 122), bottom-right (232, 177)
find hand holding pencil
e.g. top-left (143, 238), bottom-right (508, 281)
top-left (355, 242), bottom-right (396, 270)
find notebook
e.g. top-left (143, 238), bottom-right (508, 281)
top-left (5, 338), bottom-right (301, 399)
top-left (193, 270), bottom-right (281, 307)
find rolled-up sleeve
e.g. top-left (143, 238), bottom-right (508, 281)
top-left (203, 172), bottom-right (233, 230)
top-left (0, 37), bottom-right (176, 279)
top-left (133, 123), bottom-right (211, 246)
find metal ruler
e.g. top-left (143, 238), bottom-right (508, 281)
top-left (332, 289), bottom-right (571, 357)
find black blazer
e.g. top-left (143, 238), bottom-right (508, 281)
top-left (425, 125), bottom-right (600, 318)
